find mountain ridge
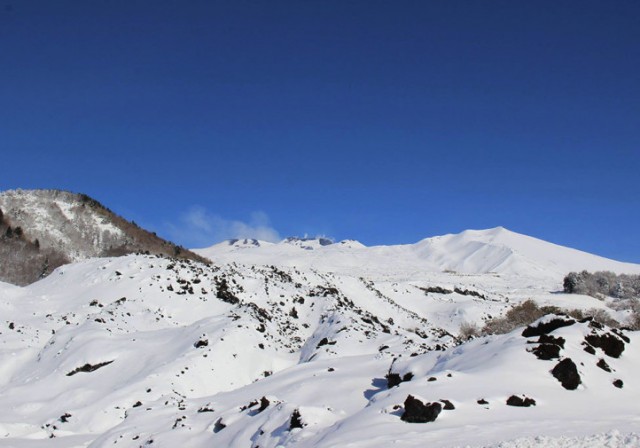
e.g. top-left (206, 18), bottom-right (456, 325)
top-left (195, 226), bottom-right (640, 281)
top-left (0, 189), bottom-right (207, 285)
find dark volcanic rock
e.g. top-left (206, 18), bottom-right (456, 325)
top-left (290, 409), bottom-right (304, 429)
top-left (596, 358), bottom-right (612, 372)
top-left (584, 333), bottom-right (625, 358)
top-left (477, 399), bottom-right (489, 405)
top-left (440, 399), bottom-right (455, 410)
top-left (506, 395), bottom-right (536, 407)
top-left (258, 396), bottom-right (270, 412)
top-left (386, 371), bottom-right (414, 388)
top-left (612, 328), bottom-right (630, 343)
top-left (583, 343), bottom-right (596, 355)
top-left (66, 360), bottom-right (114, 376)
top-left (551, 358), bottom-right (581, 390)
top-left (215, 278), bottom-right (240, 304)
top-left (538, 334), bottom-right (566, 348)
top-left (194, 339), bottom-right (208, 349)
top-left (522, 317), bottom-right (576, 338)
top-left (613, 379), bottom-right (624, 389)
top-left (532, 343), bottom-right (561, 360)
top-left (401, 395), bottom-right (442, 423)
top-left (316, 337), bottom-right (336, 348)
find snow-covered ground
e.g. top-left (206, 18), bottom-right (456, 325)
top-left (1, 228), bottom-right (639, 447)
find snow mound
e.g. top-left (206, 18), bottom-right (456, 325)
top-left (413, 227), bottom-right (640, 277)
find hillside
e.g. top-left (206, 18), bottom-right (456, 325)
top-left (0, 189), bottom-right (207, 285)
top-left (1, 252), bottom-right (638, 447)
top-left (195, 226), bottom-right (640, 282)
top-left (1, 194), bottom-right (640, 447)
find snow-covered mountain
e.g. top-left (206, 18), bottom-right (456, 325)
top-left (196, 226), bottom-right (640, 281)
top-left (0, 189), bottom-right (206, 285)
top-left (1, 190), bottom-right (640, 447)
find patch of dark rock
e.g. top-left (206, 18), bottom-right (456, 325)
top-left (551, 358), bottom-right (581, 390)
top-left (215, 278), bottom-right (240, 304)
top-left (246, 302), bottom-right (271, 322)
top-left (596, 358), bottom-right (612, 372)
top-left (613, 379), bottom-right (624, 389)
top-left (420, 286), bottom-right (453, 295)
top-left (401, 395), bottom-right (442, 423)
top-left (115, 297), bottom-right (126, 305)
top-left (588, 319), bottom-right (604, 330)
top-left (583, 343), bottom-right (596, 355)
top-left (611, 329), bottom-right (630, 343)
top-left (132, 401), bottom-right (142, 408)
top-left (309, 286), bottom-right (339, 297)
top-left (290, 409), bottom-right (304, 429)
top-left (428, 376), bottom-right (437, 382)
top-left (258, 396), bottom-right (270, 412)
top-left (522, 317), bottom-right (576, 338)
top-left (115, 271), bottom-right (122, 276)
top-left (538, 334), bottom-right (566, 348)
top-left (327, 367), bottom-right (335, 372)
top-left (386, 372), bottom-right (413, 388)
top-left (585, 333), bottom-right (625, 358)
top-left (506, 395), bottom-right (536, 407)
top-left (316, 337), bottom-right (336, 348)
top-left (213, 418), bottom-right (226, 433)
top-left (454, 287), bottom-right (486, 299)
top-left (440, 399), bottom-right (455, 410)
top-left (532, 343), bottom-right (561, 360)
top-left (378, 345), bottom-right (389, 352)
top-left (477, 399), bottom-right (489, 405)
top-left (8, 322), bottom-right (15, 330)
top-left (59, 413), bottom-right (71, 423)
top-left (240, 400), bottom-right (258, 411)
top-left (194, 339), bottom-right (208, 349)
top-left (66, 360), bottom-right (114, 376)
top-left (197, 406), bottom-right (214, 413)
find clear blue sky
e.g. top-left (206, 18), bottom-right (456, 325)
top-left (1, 1), bottom-right (639, 261)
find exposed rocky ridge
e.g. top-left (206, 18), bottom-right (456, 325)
top-left (0, 189), bottom-right (208, 285)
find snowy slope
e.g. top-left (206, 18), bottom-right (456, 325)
top-left (0, 249), bottom-right (638, 447)
top-left (196, 227), bottom-right (640, 281)
top-left (1, 222), bottom-right (640, 447)
top-left (0, 190), bottom-right (124, 259)
top-left (412, 227), bottom-right (640, 277)
top-left (0, 189), bottom-right (206, 285)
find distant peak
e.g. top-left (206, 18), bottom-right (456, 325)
top-left (463, 226), bottom-right (510, 235)
top-left (281, 236), bottom-right (334, 250)
top-left (228, 238), bottom-right (261, 247)
top-left (337, 239), bottom-right (366, 249)
top-left (283, 236), bottom-right (333, 245)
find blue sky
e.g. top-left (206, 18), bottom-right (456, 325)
top-left (1, 1), bottom-right (639, 261)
